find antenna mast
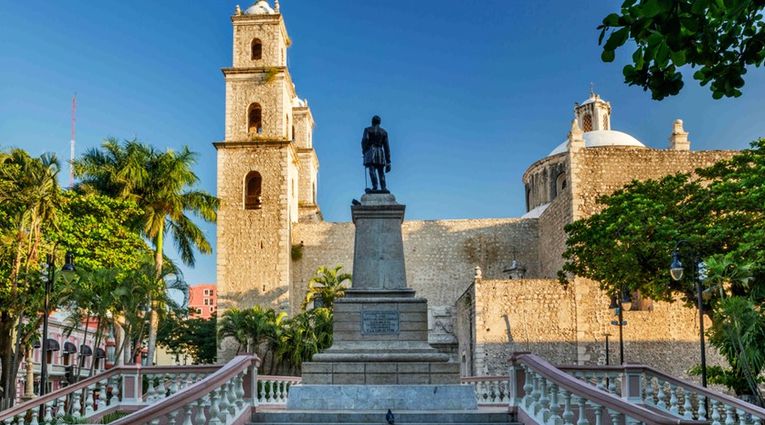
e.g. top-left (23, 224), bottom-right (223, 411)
top-left (70, 94), bottom-right (76, 187)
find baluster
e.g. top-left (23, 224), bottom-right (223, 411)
top-left (522, 366), bottom-right (534, 409)
top-left (182, 402), bottom-right (194, 425)
top-left (15, 412), bottom-right (27, 425)
top-left (226, 379), bottom-right (238, 415)
top-left (607, 372), bottom-right (617, 394)
top-left (207, 389), bottom-right (222, 425)
top-left (167, 410), bottom-right (179, 425)
top-left (607, 409), bottom-right (621, 425)
top-left (43, 401), bottom-right (54, 424)
top-left (656, 379), bottom-right (667, 410)
top-left (235, 373), bottom-right (246, 410)
top-left (186, 373), bottom-right (196, 387)
top-left (85, 387), bottom-right (95, 416)
top-left (736, 408), bottom-right (746, 425)
top-left (97, 380), bottom-right (107, 411)
top-left (697, 395), bottom-right (707, 421)
top-left (531, 373), bottom-right (543, 414)
top-left (683, 389), bottom-right (693, 419)
top-left (595, 373), bottom-right (606, 391)
top-left (29, 409), bottom-right (40, 425)
top-left (487, 380), bottom-right (497, 404)
top-left (711, 400), bottom-right (722, 425)
top-left (169, 374), bottom-right (179, 395)
top-left (113, 376), bottom-right (121, 405)
top-left (669, 383), bottom-right (679, 415)
top-left (146, 374), bottom-right (157, 402)
top-left (592, 404), bottom-right (604, 425)
top-left (576, 397), bottom-right (589, 425)
top-left (539, 376), bottom-right (551, 420)
top-left (500, 379), bottom-right (509, 403)
top-left (267, 379), bottom-right (276, 404)
top-left (177, 373), bottom-right (187, 392)
top-left (643, 375), bottom-right (655, 406)
top-left (193, 397), bottom-right (206, 425)
top-left (218, 385), bottom-right (230, 423)
top-left (549, 383), bottom-right (562, 425)
top-left (56, 396), bottom-right (66, 423)
top-left (724, 405), bottom-right (735, 425)
top-left (156, 374), bottom-right (167, 399)
top-left (561, 389), bottom-right (574, 425)
top-left (71, 391), bottom-right (82, 417)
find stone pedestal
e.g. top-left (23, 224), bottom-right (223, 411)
top-left (289, 193), bottom-right (470, 410)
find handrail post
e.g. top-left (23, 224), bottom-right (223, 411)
top-left (621, 365), bottom-right (644, 404)
top-left (249, 360), bottom-right (258, 407)
top-left (120, 366), bottom-right (142, 405)
top-left (509, 353), bottom-right (530, 408)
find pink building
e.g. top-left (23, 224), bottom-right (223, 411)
top-left (188, 284), bottom-right (217, 319)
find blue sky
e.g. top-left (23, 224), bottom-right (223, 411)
top-left (2, 1), bottom-right (764, 286)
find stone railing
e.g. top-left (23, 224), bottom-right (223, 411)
top-left (0, 363), bottom-right (220, 424)
top-left (461, 376), bottom-right (511, 405)
top-left (109, 355), bottom-right (259, 425)
top-left (254, 375), bottom-right (302, 406)
top-left (511, 353), bottom-right (705, 425)
top-left (561, 364), bottom-right (765, 425)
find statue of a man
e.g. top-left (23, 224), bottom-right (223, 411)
top-left (361, 115), bottom-right (391, 193)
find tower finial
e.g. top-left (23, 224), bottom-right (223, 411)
top-left (274, 0), bottom-right (280, 12)
top-left (589, 82), bottom-right (596, 97)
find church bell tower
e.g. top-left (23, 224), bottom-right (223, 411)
top-left (215, 0), bottom-right (319, 316)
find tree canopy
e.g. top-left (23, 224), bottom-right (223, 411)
top-left (599, 0), bottom-right (765, 99)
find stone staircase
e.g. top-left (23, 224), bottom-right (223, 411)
top-left (251, 407), bottom-right (517, 425)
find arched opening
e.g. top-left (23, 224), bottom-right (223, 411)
top-left (555, 172), bottom-right (567, 196)
top-left (251, 39), bottom-right (263, 60)
top-left (244, 171), bottom-right (263, 210)
top-left (248, 103), bottom-right (262, 135)
top-left (525, 186), bottom-right (532, 212)
top-left (582, 113), bottom-right (593, 132)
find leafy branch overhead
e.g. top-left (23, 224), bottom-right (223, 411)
top-left (599, 0), bottom-right (765, 99)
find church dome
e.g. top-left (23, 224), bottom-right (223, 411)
top-left (244, 0), bottom-right (275, 15)
top-left (548, 130), bottom-right (646, 156)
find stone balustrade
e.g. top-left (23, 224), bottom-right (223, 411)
top-left (510, 353), bottom-right (706, 425)
top-left (109, 355), bottom-right (258, 425)
top-left (254, 375), bottom-right (302, 406)
top-left (561, 364), bottom-right (765, 425)
top-left (461, 376), bottom-right (511, 405)
top-left (0, 363), bottom-right (221, 425)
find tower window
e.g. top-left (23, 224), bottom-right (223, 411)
top-left (248, 103), bottom-right (263, 135)
top-left (555, 172), bottom-right (567, 196)
top-left (251, 39), bottom-right (263, 60)
top-left (582, 113), bottom-right (593, 132)
top-left (245, 171), bottom-right (263, 210)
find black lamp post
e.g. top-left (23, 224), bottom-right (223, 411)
top-left (670, 241), bottom-right (707, 388)
top-left (39, 251), bottom-right (75, 396)
top-left (602, 332), bottom-right (611, 366)
top-left (609, 289), bottom-right (631, 365)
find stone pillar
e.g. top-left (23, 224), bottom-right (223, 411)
top-left (289, 193), bottom-right (476, 411)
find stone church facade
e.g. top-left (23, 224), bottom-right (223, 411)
top-left (216, 1), bottom-right (736, 378)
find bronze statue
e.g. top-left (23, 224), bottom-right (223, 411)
top-left (361, 115), bottom-right (391, 193)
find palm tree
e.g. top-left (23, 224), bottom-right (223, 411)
top-left (218, 309), bottom-right (253, 354)
top-left (0, 149), bottom-right (60, 406)
top-left (74, 138), bottom-right (218, 363)
top-left (302, 265), bottom-right (351, 310)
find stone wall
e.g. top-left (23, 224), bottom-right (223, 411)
top-left (291, 217), bottom-right (540, 316)
top-left (537, 191), bottom-right (571, 279)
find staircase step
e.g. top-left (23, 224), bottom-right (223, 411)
top-left (251, 409), bottom-right (512, 424)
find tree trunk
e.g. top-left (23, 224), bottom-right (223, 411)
top-left (0, 314), bottom-right (17, 408)
top-left (146, 226), bottom-right (164, 366)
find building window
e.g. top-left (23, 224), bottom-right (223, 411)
top-left (555, 172), bottom-right (567, 196)
top-left (292, 125), bottom-right (296, 142)
top-left (251, 39), bottom-right (262, 60)
top-left (209, 289), bottom-right (214, 297)
top-left (248, 103), bottom-right (263, 135)
top-left (204, 299), bottom-right (210, 306)
top-left (582, 113), bottom-right (593, 132)
top-left (245, 171), bottom-right (263, 209)
top-left (203, 289), bottom-right (209, 296)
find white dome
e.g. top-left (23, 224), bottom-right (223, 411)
top-left (244, 0), bottom-right (274, 15)
top-left (548, 130), bottom-right (646, 156)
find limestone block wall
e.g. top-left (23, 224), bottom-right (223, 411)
top-left (232, 15), bottom-right (287, 69)
top-left (537, 191), bottom-right (572, 279)
top-left (216, 142), bottom-right (293, 312)
top-left (291, 218), bottom-right (540, 315)
top-left (224, 72), bottom-right (293, 142)
top-left (455, 283), bottom-right (476, 376)
top-left (467, 279), bottom-right (577, 375)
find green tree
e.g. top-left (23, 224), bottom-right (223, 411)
top-left (302, 265), bottom-right (351, 310)
top-left (74, 138), bottom-right (219, 363)
top-left (599, 0), bottom-right (765, 99)
top-left (157, 314), bottom-right (217, 365)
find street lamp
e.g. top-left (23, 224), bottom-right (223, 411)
top-left (670, 241), bottom-right (707, 388)
top-left (40, 251), bottom-right (75, 396)
top-left (609, 289), bottom-right (631, 364)
top-left (602, 332), bottom-right (612, 366)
